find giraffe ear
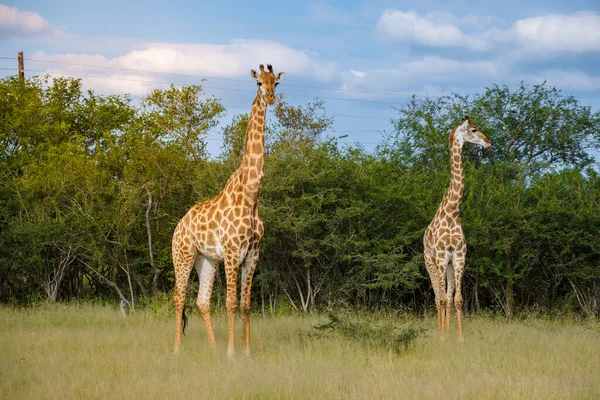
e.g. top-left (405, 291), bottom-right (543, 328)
top-left (276, 72), bottom-right (285, 80)
top-left (250, 69), bottom-right (259, 80)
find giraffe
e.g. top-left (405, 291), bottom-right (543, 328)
top-left (423, 116), bottom-right (491, 342)
top-left (171, 64), bottom-right (284, 357)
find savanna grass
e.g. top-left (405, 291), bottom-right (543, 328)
top-left (1, 303), bottom-right (599, 399)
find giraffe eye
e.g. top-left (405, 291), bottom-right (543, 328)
top-left (257, 82), bottom-right (262, 86)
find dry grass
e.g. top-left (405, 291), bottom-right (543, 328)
top-left (1, 304), bottom-right (599, 399)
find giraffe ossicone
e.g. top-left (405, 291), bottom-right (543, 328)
top-left (171, 64), bottom-right (285, 356)
top-left (423, 116), bottom-right (491, 342)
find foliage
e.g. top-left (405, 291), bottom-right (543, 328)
top-left (0, 75), bottom-right (599, 317)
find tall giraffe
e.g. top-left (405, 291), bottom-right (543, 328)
top-left (423, 116), bottom-right (491, 341)
top-left (172, 64), bottom-right (284, 356)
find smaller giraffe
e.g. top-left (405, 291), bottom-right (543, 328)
top-left (423, 116), bottom-right (491, 342)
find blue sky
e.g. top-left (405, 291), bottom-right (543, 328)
top-left (1, 0), bottom-right (599, 155)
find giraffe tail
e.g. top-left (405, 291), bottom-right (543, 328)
top-left (182, 305), bottom-right (188, 336)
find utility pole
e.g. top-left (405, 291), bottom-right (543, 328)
top-left (18, 51), bottom-right (24, 83)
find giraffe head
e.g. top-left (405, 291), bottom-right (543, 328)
top-left (250, 64), bottom-right (285, 105)
top-left (450, 116), bottom-right (492, 149)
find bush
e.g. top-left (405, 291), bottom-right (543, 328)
top-left (311, 312), bottom-right (428, 354)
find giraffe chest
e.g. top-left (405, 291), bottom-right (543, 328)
top-left (194, 206), bottom-right (257, 261)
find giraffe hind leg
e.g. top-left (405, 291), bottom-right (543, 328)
top-left (453, 253), bottom-right (466, 342)
top-left (172, 240), bottom-right (195, 353)
top-left (424, 251), bottom-right (442, 333)
top-left (435, 254), bottom-right (449, 340)
top-left (446, 255), bottom-right (456, 337)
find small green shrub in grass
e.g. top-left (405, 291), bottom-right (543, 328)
top-left (311, 312), bottom-right (428, 354)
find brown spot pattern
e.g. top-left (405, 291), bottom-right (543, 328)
top-left (171, 68), bottom-right (281, 355)
top-left (423, 118), bottom-right (490, 342)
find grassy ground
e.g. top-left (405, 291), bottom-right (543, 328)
top-left (1, 304), bottom-right (599, 400)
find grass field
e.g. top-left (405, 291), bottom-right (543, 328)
top-left (1, 304), bottom-right (599, 399)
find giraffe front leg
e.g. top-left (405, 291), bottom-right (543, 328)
top-left (224, 250), bottom-right (241, 358)
top-left (446, 261), bottom-right (456, 338)
top-left (436, 258), bottom-right (448, 340)
top-left (241, 246), bottom-right (259, 357)
top-left (453, 253), bottom-right (466, 342)
top-left (195, 256), bottom-right (218, 349)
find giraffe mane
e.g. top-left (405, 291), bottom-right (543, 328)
top-left (449, 124), bottom-right (459, 148)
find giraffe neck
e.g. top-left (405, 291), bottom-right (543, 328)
top-left (242, 95), bottom-right (266, 168)
top-left (443, 137), bottom-right (464, 212)
top-left (233, 94), bottom-right (266, 200)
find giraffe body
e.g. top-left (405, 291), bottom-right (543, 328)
top-left (172, 64), bottom-right (284, 356)
top-left (423, 116), bottom-right (491, 341)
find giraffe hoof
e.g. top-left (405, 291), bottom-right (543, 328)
top-left (458, 336), bottom-right (465, 343)
top-left (227, 348), bottom-right (236, 359)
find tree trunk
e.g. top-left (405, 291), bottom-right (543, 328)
top-left (505, 247), bottom-right (514, 318)
top-left (33, 245), bottom-right (74, 302)
top-left (80, 258), bottom-right (132, 311)
top-left (472, 271), bottom-right (481, 313)
top-left (123, 254), bottom-right (135, 311)
top-left (288, 263), bottom-right (310, 312)
top-left (261, 282), bottom-right (265, 318)
top-left (306, 265), bottom-right (313, 310)
top-left (145, 189), bottom-right (159, 296)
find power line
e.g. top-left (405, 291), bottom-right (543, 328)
top-left (326, 113), bottom-right (389, 121)
top-left (203, 134), bottom-right (383, 145)
top-left (125, 96), bottom-right (392, 121)
top-left (0, 61), bottom-right (391, 145)
top-left (23, 68), bottom-right (402, 106)
top-left (23, 69), bottom-right (393, 121)
top-left (24, 57), bottom-right (420, 98)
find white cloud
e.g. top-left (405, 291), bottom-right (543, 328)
top-left (514, 11), bottom-right (600, 53)
top-left (376, 10), bottom-right (462, 47)
top-left (0, 4), bottom-right (62, 38)
top-left (349, 69), bottom-right (366, 78)
top-left (526, 69), bottom-right (600, 92)
top-left (374, 9), bottom-right (600, 56)
top-left (340, 56), bottom-right (503, 97)
top-left (117, 40), bottom-right (335, 79)
top-left (30, 40), bottom-right (336, 96)
top-left (375, 10), bottom-right (489, 51)
top-left (340, 55), bottom-right (600, 102)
